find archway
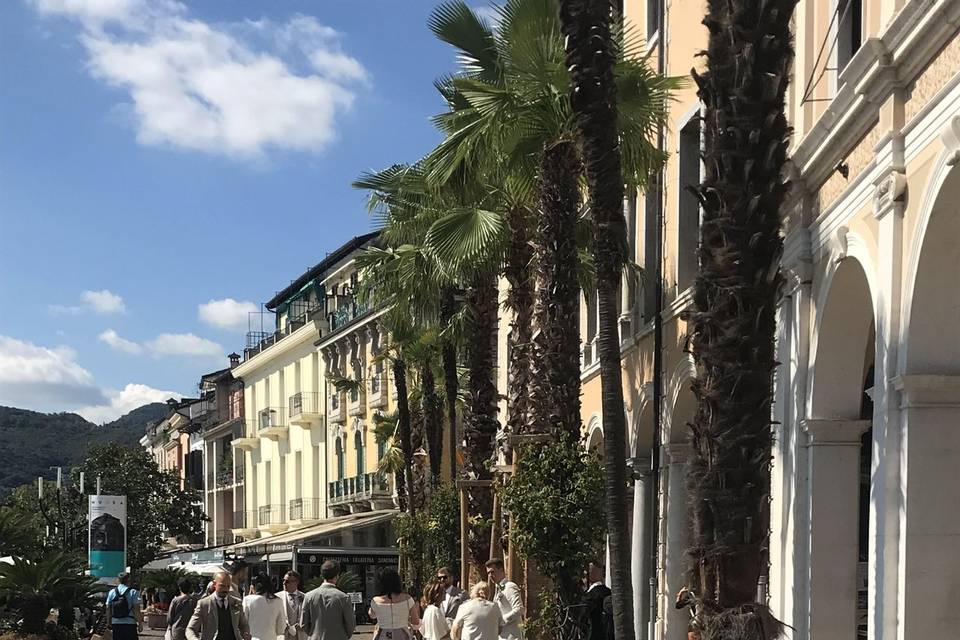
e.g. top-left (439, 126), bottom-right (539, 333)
top-left (897, 162), bottom-right (960, 638)
top-left (806, 256), bottom-right (875, 640)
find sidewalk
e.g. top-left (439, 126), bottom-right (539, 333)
top-left (140, 624), bottom-right (377, 640)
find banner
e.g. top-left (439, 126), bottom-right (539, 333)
top-left (89, 495), bottom-right (126, 583)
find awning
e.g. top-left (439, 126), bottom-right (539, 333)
top-left (227, 509), bottom-right (397, 557)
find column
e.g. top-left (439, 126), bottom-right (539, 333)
top-left (620, 193), bottom-right (637, 339)
top-left (892, 375), bottom-right (960, 638)
top-left (802, 419), bottom-right (870, 640)
top-left (661, 444), bottom-right (690, 640)
top-left (631, 457), bottom-right (652, 640)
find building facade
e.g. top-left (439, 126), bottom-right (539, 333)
top-left (567, 1), bottom-right (960, 639)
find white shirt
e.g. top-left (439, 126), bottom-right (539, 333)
top-left (242, 595), bottom-right (286, 640)
top-left (453, 600), bottom-right (501, 640)
top-left (420, 604), bottom-right (450, 640)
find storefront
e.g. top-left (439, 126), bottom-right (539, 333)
top-left (295, 546), bottom-right (399, 623)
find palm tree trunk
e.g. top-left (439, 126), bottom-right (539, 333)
top-left (531, 140), bottom-right (582, 441)
top-left (394, 357), bottom-right (416, 517)
top-left (440, 286), bottom-right (460, 480)
top-left (422, 358), bottom-right (444, 483)
top-left (684, 0), bottom-right (795, 635)
top-left (463, 275), bottom-right (499, 568)
top-left (558, 1), bottom-right (634, 638)
top-left (504, 205), bottom-right (534, 445)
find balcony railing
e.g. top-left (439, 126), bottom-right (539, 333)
top-left (289, 391), bottom-right (320, 418)
top-left (234, 464), bottom-right (245, 483)
top-left (258, 408), bottom-right (286, 430)
top-left (328, 299), bottom-right (371, 332)
top-left (233, 510), bottom-right (256, 529)
top-left (328, 472), bottom-right (390, 506)
top-left (289, 497), bottom-right (322, 521)
top-left (216, 468), bottom-right (234, 487)
top-left (243, 302), bottom-right (322, 362)
top-left (258, 504), bottom-right (286, 527)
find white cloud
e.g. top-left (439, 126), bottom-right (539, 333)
top-left (146, 332), bottom-right (222, 357)
top-left (31, 1), bottom-right (367, 159)
top-left (198, 298), bottom-right (258, 333)
top-left (76, 382), bottom-right (180, 423)
top-left (0, 335), bottom-right (107, 409)
top-left (473, 4), bottom-right (502, 27)
top-left (50, 289), bottom-right (126, 315)
top-left (82, 289), bottom-right (126, 313)
top-left (98, 328), bottom-right (143, 354)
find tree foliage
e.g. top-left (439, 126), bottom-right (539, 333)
top-left (394, 482), bottom-right (461, 597)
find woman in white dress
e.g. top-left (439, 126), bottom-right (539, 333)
top-left (243, 572), bottom-right (286, 640)
top-left (420, 582), bottom-right (450, 640)
top-left (368, 569), bottom-right (420, 640)
top-left (451, 583), bottom-right (503, 640)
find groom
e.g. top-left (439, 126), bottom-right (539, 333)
top-left (186, 571), bottom-right (250, 640)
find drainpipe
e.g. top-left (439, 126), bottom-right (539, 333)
top-left (649, 0), bottom-right (667, 637)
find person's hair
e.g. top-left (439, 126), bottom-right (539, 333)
top-left (437, 566), bottom-right (455, 579)
top-left (177, 578), bottom-right (194, 595)
top-left (229, 560), bottom-right (249, 576)
top-left (118, 573), bottom-right (130, 585)
top-left (376, 568), bottom-right (404, 596)
top-left (485, 558), bottom-right (505, 571)
top-left (213, 570), bottom-right (230, 584)
top-left (284, 570), bottom-right (301, 585)
top-left (252, 572), bottom-right (277, 599)
top-left (470, 582), bottom-right (491, 600)
top-left (320, 560), bottom-right (341, 581)
top-left (423, 582), bottom-right (446, 608)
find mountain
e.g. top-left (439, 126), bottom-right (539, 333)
top-left (0, 403), bottom-right (169, 498)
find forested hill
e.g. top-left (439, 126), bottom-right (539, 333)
top-left (0, 403), bottom-right (168, 498)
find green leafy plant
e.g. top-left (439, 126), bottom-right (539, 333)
top-left (140, 568), bottom-right (199, 598)
top-left (304, 571), bottom-right (362, 594)
top-left (0, 506), bottom-right (43, 560)
top-left (394, 482), bottom-right (461, 596)
top-left (0, 553), bottom-right (104, 634)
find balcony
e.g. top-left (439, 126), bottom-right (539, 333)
top-left (231, 509), bottom-right (257, 539)
top-left (216, 468), bottom-right (235, 488)
top-left (328, 388), bottom-right (345, 424)
top-left (258, 504), bottom-right (288, 534)
top-left (288, 497), bottom-right (323, 523)
top-left (327, 472), bottom-right (392, 515)
top-left (232, 423), bottom-right (260, 451)
top-left (257, 408), bottom-right (288, 440)
top-left (289, 391), bottom-right (322, 427)
top-left (243, 301), bottom-right (322, 362)
top-left (215, 529), bottom-right (235, 546)
top-left (328, 299), bottom-right (372, 334)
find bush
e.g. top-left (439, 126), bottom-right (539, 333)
top-left (395, 483), bottom-right (460, 596)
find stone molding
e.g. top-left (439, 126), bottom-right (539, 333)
top-left (802, 419), bottom-right (871, 445)
top-left (893, 374), bottom-right (960, 408)
top-left (941, 115), bottom-right (960, 166)
top-left (873, 170), bottom-right (908, 219)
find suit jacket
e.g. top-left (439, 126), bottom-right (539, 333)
top-left (300, 583), bottom-right (355, 640)
top-left (583, 584), bottom-right (611, 640)
top-left (168, 594), bottom-right (199, 640)
top-left (442, 587), bottom-right (466, 624)
top-left (494, 581), bottom-right (524, 640)
top-left (186, 594), bottom-right (250, 640)
top-left (282, 590), bottom-right (306, 640)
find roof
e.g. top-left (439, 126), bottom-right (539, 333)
top-left (265, 231), bottom-right (380, 310)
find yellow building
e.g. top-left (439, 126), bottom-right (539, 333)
top-left (565, 1), bottom-right (960, 639)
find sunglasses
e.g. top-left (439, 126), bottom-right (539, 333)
top-left (436, 576), bottom-right (449, 580)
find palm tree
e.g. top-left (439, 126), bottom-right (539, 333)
top-left (682, 0), bottom-right (796, 637)
top-left (558, 2), bottom-right (674, 638)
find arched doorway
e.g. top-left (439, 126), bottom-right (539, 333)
top-left (807, 257), bottom-right (875, 640)
top-left (897, 163), bottom-right (960, 638)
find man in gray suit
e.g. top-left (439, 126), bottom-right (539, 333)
top-left (300, 561), bottom-right (355, 640)
top-left (436, 567), bottom-right (465, 626)
top-left (282, 571), bottom-right (306, 640)
top-left (186, 571), bottom-right (250, 640)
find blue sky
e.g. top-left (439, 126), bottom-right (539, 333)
top-left (0, 0), bottom-right (485, 421)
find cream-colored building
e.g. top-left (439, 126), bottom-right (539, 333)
top-left (566, 1), bottom-right (960, 639)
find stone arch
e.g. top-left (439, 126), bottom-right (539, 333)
top-left (586, 413), bottom-right (604, 453)
top-left (663, 355), bottom-right (696, 445)
top-left (630, 383), bottom-right (655, 457)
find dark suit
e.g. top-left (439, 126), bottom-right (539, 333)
top-left (584, 584), bottom-right (611, 640)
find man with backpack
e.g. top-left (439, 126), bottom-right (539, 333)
top-left (105, 573), bottom-right (143, 640)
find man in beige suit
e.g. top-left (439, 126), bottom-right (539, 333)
top-left (186, 571), bottom-right (251, 640)
top-left (282, 571), bottom-right (306, 640)
top-left (300, 561), bottom-right (355, 640)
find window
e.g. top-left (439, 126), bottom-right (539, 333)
top-left (335, 437), bottom-right (345, 480)
top-left (677, 115), bottom-right (702, 291)
top-left (837, 0), bottom-right (863, 73)
top-left (646, 0), bottom-right (661, 38)
top-left (643, 174), bottom-right (661, 322)
top-left (355, 430), bottom-right (365, 476)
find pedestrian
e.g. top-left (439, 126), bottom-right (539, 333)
top-left (281, 571), bottom-right (306, 640)
top-left (582, 562), bottom-right (611, 640)
top-left (243, 572), bottom-right (287, 640)
top-left (105, 572), bottom-right (143, 640)
top-left (167, 577), bottom-right (199, 640)
top-left (484, 559), bottom-right (523, 640)
top-left (450, 582), bottom-right (502, 640)
top-left (435, 567), bottom-right (464, 627)
top-left (228, 561), bottom-right (251, 600)
top-left (368, 568), bottom-right (419, 640)
top-left (185, 570), bottom-right (251, 640)
top-left (300, 560), bottom-right (355, 640)
top-left (419, 582), bottom-right (450, 640)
